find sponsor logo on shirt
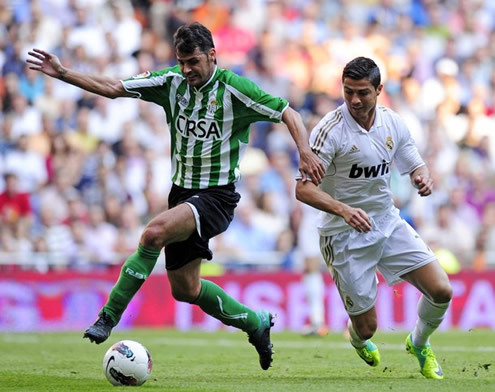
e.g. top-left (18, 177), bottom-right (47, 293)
top-left (349, 160), bottom-right (390, 178)
top-left (175, 114), bottom-right (221, 140)
top-left (176, 93), bottom-right (188, 107)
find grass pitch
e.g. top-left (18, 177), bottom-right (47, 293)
top-left (1, 329), bottom-right (494, 392)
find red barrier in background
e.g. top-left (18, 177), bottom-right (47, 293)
top-left (1, 270), bottom-right (494, 332)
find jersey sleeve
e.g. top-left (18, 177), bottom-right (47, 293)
top-left (393, 116), bottom-right (425, 175)
top-left (121, 67), bottom-right (180, 105)
top-left (225, 73), bottom-right (289, 123)
top-left (309, 112), bottom-right (339, 171)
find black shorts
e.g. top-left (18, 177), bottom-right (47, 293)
top-left (165, 183), bottom-right (240, 270)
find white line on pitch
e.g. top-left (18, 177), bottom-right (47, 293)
top-left (3, 334), bottom-right (494, 353)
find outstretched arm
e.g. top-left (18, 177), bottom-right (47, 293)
top-left (410, 164), bottom-right (433, 197)
top-left (282, 107), bottom-right (325, 185)
top-left (295, 180), bottom-right (372, 233)
top-left (26, 48), bottom-right (134, 99)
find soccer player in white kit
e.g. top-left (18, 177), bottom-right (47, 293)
top-left (295, 57), bottom-right (452, 379)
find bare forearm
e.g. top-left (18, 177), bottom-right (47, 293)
top-left (295, 180), bottom-right (372, 232)
top-left (282, 107), bottom-right (325, 183)
top-left (295, 180), bottom-right (346, 217)
top-left (58, 67), bottom-right (126, 98)
top-left (282, 107), bottom-right (312, 154)
top-left (27, 49), bottom-right (130, 98)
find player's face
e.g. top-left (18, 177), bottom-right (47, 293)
top-left (343, 77), bottom-right (383, 122)
top-left (176, 47), bottom-right (216, 88)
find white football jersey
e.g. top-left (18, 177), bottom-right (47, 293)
top-left (310, 103), bottom-right (425, 236)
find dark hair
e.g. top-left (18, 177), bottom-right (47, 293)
top-left (173, 22), bottom-right (215, 57)
top-left (342, 57), bottom-right (381, 88)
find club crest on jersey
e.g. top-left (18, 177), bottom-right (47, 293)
top-left (207, 100), bottom-right (219, 115)
top-left (132, 71), bottom-right (151, 79)
top-left (385, 136), bottom-right (394, 150)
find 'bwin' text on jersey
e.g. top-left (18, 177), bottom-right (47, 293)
top-left (176, 114), bottom-right (221, 140)
top-left (349, 160), bottom-right (391, 178)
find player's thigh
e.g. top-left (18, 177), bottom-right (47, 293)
top-left (378, 220), bottom-right (436, 286)
top-left (321, 232), bottom-right (382, 316)
top-left (401, 259), bottom-right (452, 303)
top-left (144, 203), bottom-right (197, 246)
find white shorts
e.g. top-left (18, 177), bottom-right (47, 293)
top-left (319, 210), bottom-right (436, 316)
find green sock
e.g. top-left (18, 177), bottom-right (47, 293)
top-left (101, 244), bottom-right (160, 325)
top-left (193, 279), bottom-right (260, 334)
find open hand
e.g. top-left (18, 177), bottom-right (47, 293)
top-left (26, 49), bottom-right (65, 78)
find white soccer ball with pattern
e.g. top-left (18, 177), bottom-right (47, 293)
top-left (103, 340), bottom-right (152, 386)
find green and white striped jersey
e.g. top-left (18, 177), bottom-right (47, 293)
top-left (121, 65), bottom-right (288, 189)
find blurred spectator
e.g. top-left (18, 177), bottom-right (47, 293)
top-left (65, 107), bottom-right (99, 154)
top-left (420, 203), bottom-right (476, 266)
top-left (35, 203), bottom-right (77, 268)
top-left (105, 0), bottom-right (142, 57)
top-left (114, 201), bottom-right (144, 258)
top-left (9, 93), bottom-right (42, 139)
top-left (19, 65), bottom-right (44, 103)
top-left (0, 172), bottom-right (32, 233)
top-left (217, 197), bottom-right (279, 266)
top-left (4, 134), bottom-right (47, 192)
top-left (38, 169), bottom-right (80, 223)
top-left (83, 204), bottom-right (118, 266)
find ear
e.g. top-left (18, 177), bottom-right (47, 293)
top-left (209, 48), bottom-right (217, 63)
top-left (376, 84), bottom-right (384, 96)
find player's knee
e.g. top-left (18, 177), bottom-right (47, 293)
top-left (430, 282), bottom-right (453, 304)
top-left (141, 225), bottom-right (165, 249)
top-left (171, 286), bottom-right (198, 303)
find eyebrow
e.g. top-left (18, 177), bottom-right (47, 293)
top-left (344, 87), bottom-right (371, 93)
top-left (177, 56), bottom-right (201, 62)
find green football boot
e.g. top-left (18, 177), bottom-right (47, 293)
top-left (405, 333), bottom-right (444, 379)
top-left (352, 340), bottom-right (380, 367)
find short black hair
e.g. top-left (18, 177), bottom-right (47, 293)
top-left (173, 22), bottom-right (215, 56)
top-left (342, 57), bottom-right (381, 88)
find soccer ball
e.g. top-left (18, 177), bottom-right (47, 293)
top-left (103, 340), bottom-right (152, 386)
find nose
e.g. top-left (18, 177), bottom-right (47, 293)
top-left (351, 94), bottom-right (360, 105)
top-left (182, 65), bottom-right (191, 74)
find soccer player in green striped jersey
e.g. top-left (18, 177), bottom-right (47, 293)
top-left (27, 22), bottom-right (324, 370)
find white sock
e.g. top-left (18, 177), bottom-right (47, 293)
top-left (412, 295), bottom-right (450, 347)
top-left (303, 272), bottom-right (325, 327)
top-left (347, 319), bottom-right (367, 348)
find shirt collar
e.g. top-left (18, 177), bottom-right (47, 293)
top-left (342, 103), bottom-right (383, 132)
top-left (193, 66), bottom-right (218, 93)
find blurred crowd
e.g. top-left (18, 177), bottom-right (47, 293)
top-left (1, 0), bottom-right (495, 272)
